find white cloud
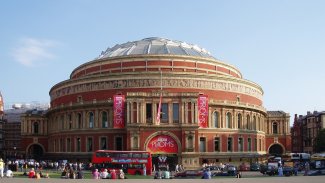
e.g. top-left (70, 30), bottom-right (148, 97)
top-left (11, 38), bottom-right (58, 67)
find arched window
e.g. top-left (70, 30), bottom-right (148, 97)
top-left (213, 112), bottom-right (219, 128)
top-left (226, 112), bottom-right (232, 128)
top-left (273, 122), bottom-right (278, 134)
top-left (237, 113), bottom-right (242, 129)
top-left (33, 122), bottom-right (39, 134)
top-left (77, 113), bottom-right (82, 129)
top-left (101, 111), bottom-right (108, 128)
top-left (246, 115), bottom-right (250, 129)
top-left (89, 112), bottom-right (94, 128)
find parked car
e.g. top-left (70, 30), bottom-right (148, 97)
top-left (266, 165), bottom-right (278, 176)
top-left (226, 165), bottom-right (238, 176)
top-left (239, 163), bottom-right (250, 171)
top-left (282, 166), bottom-right (294, 176)
top-left (201, 166), bottom-right (221, 176)
top-left (174, 169), bottom-right (203, 178)
top-left (250, 163), bottom-right (260, 171)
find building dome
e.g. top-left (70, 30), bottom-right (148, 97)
top-left (97, 37), bottom-right (215, 59)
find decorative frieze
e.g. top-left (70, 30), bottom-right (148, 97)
top-left (51, 78), bottom-right (263, 100)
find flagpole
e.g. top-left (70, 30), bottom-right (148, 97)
top-left (156, 70), bottom-right (163, 125)
top-left (160, 70), bottom-right (162, 91)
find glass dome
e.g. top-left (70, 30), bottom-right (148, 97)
top-left (97, 37), bottom-right (215, 59)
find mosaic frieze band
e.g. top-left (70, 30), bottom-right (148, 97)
top-left (50, 78), bottom-right (263, 100)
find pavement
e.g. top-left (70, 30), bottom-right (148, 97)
top-left (0, 173), bottom-right (325, 183)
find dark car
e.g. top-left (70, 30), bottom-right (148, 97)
top-left (266, 165), bottom-right (278, 176)
top-left (260, 164), bottom-right (268, 174)
top-left (226, 165), bottom-right (238, 176)
top-left (250, 163), bottom-right (260, 171)
top-left (201, 166), bottom-right (221, 176)
top-left (174, 169), bottom-right (203, 178)
top-left (282, 166), bottom-right (294, 176)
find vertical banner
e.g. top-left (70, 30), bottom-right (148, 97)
top-left (198, 94), bottom-right (209, 128)
top-left (156, 93), bottom-right (162, 125)
top-left (113, 95), bottom-right (125, 128)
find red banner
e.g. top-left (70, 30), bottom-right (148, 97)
top-left (113, 95), bottom-right (125, 128)
top-left (198, 95), bottom-right (208, 128)
top-left (147, 135), bottom-right (178, 154)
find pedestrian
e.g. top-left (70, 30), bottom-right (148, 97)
top-left (119, 169), bottom-right (125, 179)
top-left (100, 169), bottom-right (109, 179)
top-left (143, 164), bottom-right (146, 176)
top-left (202, 168), bottom-right (211, 179)
top-left (111, 169), bottom-right (117, 179)
top-left (278, 166), bottom-right (283, 176)
top-left (92, 169), bottom-right (100, 179)
top-left (0, 158), bottom-right (4, 178)
top-left (304, 162), bottom-right (310, 176)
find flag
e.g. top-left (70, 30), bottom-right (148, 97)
top-left (156, 93), bottom-right (162, 125)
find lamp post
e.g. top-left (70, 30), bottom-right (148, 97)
top-left (13, 146), bottom-right (16, 160)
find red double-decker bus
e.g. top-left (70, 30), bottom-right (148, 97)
top-left (92, 150), bottom-right (152, 175)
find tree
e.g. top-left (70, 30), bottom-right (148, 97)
top-left (315, 128), bottom-right (325, 153)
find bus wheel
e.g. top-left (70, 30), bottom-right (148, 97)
top-left (135, 171), bottom-right (141, 175)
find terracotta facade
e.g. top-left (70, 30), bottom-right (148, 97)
top-left (20, 38), bottom-right (291, 168)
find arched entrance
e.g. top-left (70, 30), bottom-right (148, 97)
top-left (146, 133), bottom-right (180, 171)
top-left (268, 143), bottom-right (284, 156)
top-left (27, 144), bottom-right (44, 160)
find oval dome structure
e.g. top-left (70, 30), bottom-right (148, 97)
top-left (97, 37), bottom-right (215, 59)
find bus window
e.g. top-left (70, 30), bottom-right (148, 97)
top-left (120, 153), bottom-right (129, 158)
top-left (142, 153), bottom-right (149, 158)
top-left (133, 153), bottom-right (142, 158)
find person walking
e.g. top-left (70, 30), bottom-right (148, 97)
top-left (0, 159), bottom-right (4, 178)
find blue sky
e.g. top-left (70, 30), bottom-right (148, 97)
top-left (1, 0), bottom-right (325, 123)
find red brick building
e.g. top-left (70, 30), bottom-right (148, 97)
top-left (21, 37), bottom-right (291, 168)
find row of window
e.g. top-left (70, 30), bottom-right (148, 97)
top-left (49, 136), bottom-right (123, 153)
top-left (198, 136), bottom-right (265, 152)
top-left (48, 107), bottom-right (265, 131)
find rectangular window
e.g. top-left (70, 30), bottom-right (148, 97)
top-left (115, 136), bottom-right (123, 150)
top-left (100, 137), bottom-right (107, 150)
top-left (248, 138), bottom-right (251, 151)
top-left (161, 103), bottom-right (168, 123)
top-left (238, 138), bottom-right (243, 152)
top-left (227, 137), bottom-right (233, 152)
top-left (66, 138), bottom-right (71, 152)
top-left (199, 137), bottom-right (206, 152)
top-left (259, 139), bottom-right (262, 151)
top-left (68, 114), bottom-right (72, 129)
top-left (173, 103), bottom-right (179, 123)
top-left (254, 138), bottom-right (257, 151)
top-left (188, 102), bottom-right (192, 123)
top-left (146, 103), bottom-right (152, 123)
top-left (87, 137), bottom-right (93, 152)
top-left (214, 137), bottom-right (220, 152)
top-left (76, 137), bottom-right (81, 152)
top-left (60, 138), bottom-right (64, 152)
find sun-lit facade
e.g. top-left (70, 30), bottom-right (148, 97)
top-left (20, 37), bottom-right (291, 169)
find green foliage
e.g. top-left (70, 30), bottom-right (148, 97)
top-left (315, 129), bottom-right (325, 153)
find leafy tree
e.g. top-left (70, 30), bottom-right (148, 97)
top-left (315, 128), bottom-right (325, 153)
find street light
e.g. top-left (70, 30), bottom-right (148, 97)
top-left (13, 146), bottom-right (16, 160)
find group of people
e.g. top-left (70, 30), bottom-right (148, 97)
top-left (92, 168), bottom-right (125, 179)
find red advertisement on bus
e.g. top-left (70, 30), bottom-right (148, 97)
top-left (92, 150), bottom-right (152, 175)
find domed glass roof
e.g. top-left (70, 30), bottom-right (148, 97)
top-left (97, 37), bottom-right (215, 59)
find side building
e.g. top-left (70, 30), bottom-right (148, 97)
top-left (291, 111), bottom-right (325, 154)
top-left (0, 92), bottom-right (4, 159)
